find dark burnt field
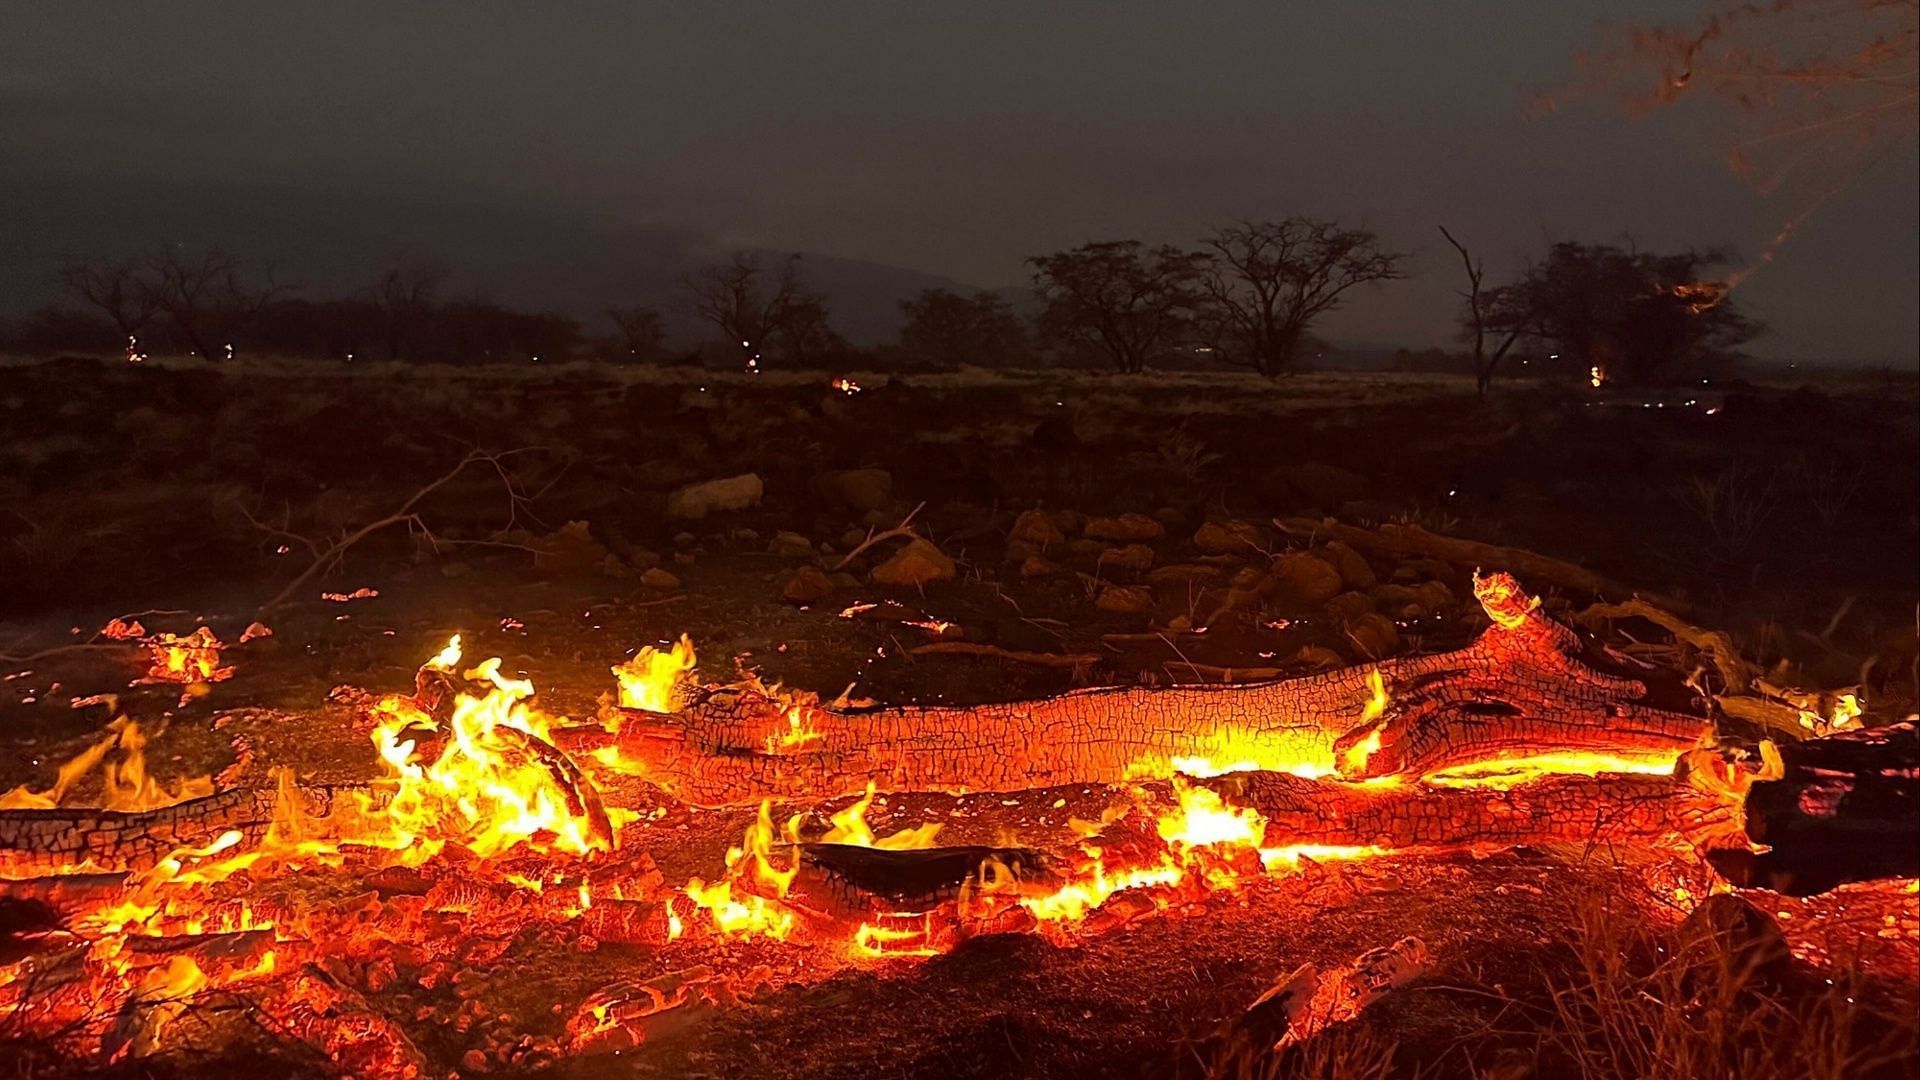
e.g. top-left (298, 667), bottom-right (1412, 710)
top-left (1, 356), bottom-right (1916, 1079)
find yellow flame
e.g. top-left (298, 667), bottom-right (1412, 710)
top-left (613, 636), bottom-right (697, 713)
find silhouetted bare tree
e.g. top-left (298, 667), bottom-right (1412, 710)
top-left (57, 259), bottom-right (160, 343)
top-left (1438, 226), bottom-right (1525, 396)
top-left (366, 261), bottom-right (446, 361)
top-left (147, 247), bottom-right (292, 360)
top-left (683, 252), bottom-right (805, 370)
top-left (1028, 241), bottom-right (1205, 373)
top-left (1195, 219), bottom-right (1404, 376)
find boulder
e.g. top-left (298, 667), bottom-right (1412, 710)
top-left (1084, 513), bottom-right (1166, 542)
top-left (767, 531), bottom-right (815, 557)
top-left (1193, 520), bottom-right (1265, 556)
top-left (1095, 585), bottom-right (1154, 615)
top-left (1319, 541), bottom-right (1377, 590)
top-left (1290, 645), bottom-right (1345, 670)
top-left (1344, 612), bottom-right (1401, 658)
top-left (665, 474), bottom-right (763, 520)
top-left (781, 566), bottom-right (836, 604)
top-left (1019, 555), bottom-right (1063, 579)
top-left (811, 468), bottom-right (894, 513)
top-left (1268, 552), bottom-right (1346, 607)
top-left (1673, 895), bottom-right (1792, 989)
top-left (1323, 591), bottom-right (1376, 624)
top-left (640, 567), bottom-right (682, 590)
top-left (1146, 563), bottom-right (1224, 589)
top-left (1097, 543), bottom-right (1155, 575)
top-left (1009, 509), bottom-right (1068, 548)
top-left (870, 539), bottom-right (956, 587)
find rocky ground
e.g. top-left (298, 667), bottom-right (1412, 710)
top-left (1, 356), bottom-right (1916, 1077)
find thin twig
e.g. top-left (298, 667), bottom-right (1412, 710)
top-left (830, 501), bottom-right (926, 572)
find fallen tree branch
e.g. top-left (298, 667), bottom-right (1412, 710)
top-left (905, 641), bottom-right (1100, 668)
top-left (257, 449), bottom-right (529, 615)
top-left (566, 574), bottom-right (1707, 806)
top-left (830, 502), bottom-right (925, 572)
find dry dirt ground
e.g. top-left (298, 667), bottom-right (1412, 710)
top-left (1, 357), bottom-right (1916, 1078)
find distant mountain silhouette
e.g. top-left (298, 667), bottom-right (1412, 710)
top-left (0, 172), bottom-right (994, 344)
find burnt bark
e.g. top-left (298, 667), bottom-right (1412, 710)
top-left (563, 589), bottom-right (1705, 806)
top-left (1713, 720), bottom-right (1919, 895)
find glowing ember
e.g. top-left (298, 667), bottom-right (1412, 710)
top-left (143, 627), bottom-right (232, 684)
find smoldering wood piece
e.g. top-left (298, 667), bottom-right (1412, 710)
top-left (489, 724), bottom-right (614, 850)
top-left (580, 898), bottom-right (671, 946)
top-left (1201, 771), bottom-right (1737, 852)
top-left (0, 785), bottom-right (349, 874)
top-left (1, 872), bottom-right (133, 941)
top-left (259, 964), bottom-right (428, 1080)
top-left (1722, 720), bottom-right (1919, 896)
top-left (564, 577), bottom-right (1707, 806)
top-left (780, 843), bottom-right (1059, 924)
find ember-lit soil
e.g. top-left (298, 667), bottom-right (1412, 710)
top-left (3, 358), bottom-right (1916, 1077)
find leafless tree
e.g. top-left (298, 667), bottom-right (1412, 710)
top-left (366, 260), bottom-right (445, 360)
top-left (1028, 240), bottom-right (1206, 373)
top-left (147, 247), bottom-right (293, 360)
top-left (683, 252), bottom-right (804, 370)
top-left (1438, 226), bottom-right (1526, 396)
top-left (57, 259), bottom-right (161, 342)
top-left (1195, 219), bottom-right (1404, 376)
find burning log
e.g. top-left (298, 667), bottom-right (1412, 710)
top-left (568, 573), bottom-right (1706, 806)
top-left (1714, 720), bottom-right (1919, 895)
top-left (0, 785), bottom-right (346, 875)
top-left (1200, 770), bottom-right (1739, 854)
top-left (0, 871), bottom-right (132, 929)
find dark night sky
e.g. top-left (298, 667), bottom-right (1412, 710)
top-left (4, 3), bottom-right (1915, 363)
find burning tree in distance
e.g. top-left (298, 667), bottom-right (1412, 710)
top-left (1466, 240), bottom-right (1762, 387)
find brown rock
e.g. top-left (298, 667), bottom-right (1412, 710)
top-left (782, 566), bottom-right (836, 604)
top-left (1097, 543), bottom-right (1155, 575)
top-left (1193, 520), bottom-right (1265, 555)
top-left (1009, 509), bottom-right (1067, 548)
top-left (665, 473), bottom-right (763, 519)
top-left (1268, 552), bottom-right (1345, 607)
top-left (767, 531), bottom-right (814, 557)
top-left (640, 567), bottom-right (681, 590)
top-left (1095, 585), bottom-right (1154, 614)
top-left (1290, 644), bottom-right (1345, 669)
top-left (1084, 512), bottom-right (1166, 542)
top-left (1413, 579), bottom-right (1456, 612)
top-left (1320, 541), bottom-right (1377, 590)
top-left (1146, 563), bottom-right (1224, 588)
top-left (1345, 612), bottom-right (1401, 658)
top-left (1323, 591), bottom-right (1376, 624)
top-left (811, 468), bottom-right (893, 513)
top-left (1019, 555), bottom-right (1063, 579)
top-left (870, 539), bottom-right (956, 586)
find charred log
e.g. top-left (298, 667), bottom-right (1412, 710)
top-left (565, 574), bottom-right (1707, 806)
top-left (781, 842), bottom-right (1058, 925)
top-left (1201, 771), bottom-right (1739, 854)
top-left (1714, 720), bottom-right (1919, 895)
top-left (0, 785), bottom-right (348, 875)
